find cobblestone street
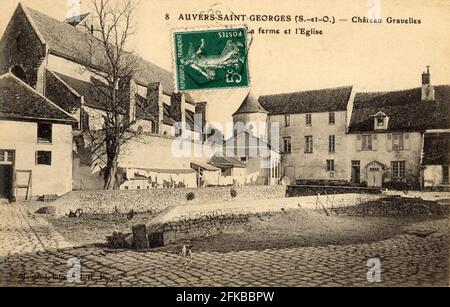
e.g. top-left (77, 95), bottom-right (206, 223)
top-left (0, 203), bottom-right (448, 287)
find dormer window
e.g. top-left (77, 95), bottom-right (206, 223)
top-left (377, 117), bottom-right (384, 127)
top-left (372, 111), bottom-right (389, 131)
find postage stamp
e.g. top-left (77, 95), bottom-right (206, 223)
top-left (172, 27), bottom-right (250, 92)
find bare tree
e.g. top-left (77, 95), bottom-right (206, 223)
top-left (74, 0), bottom-right (149, 189)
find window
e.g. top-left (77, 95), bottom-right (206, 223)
top-left (36, 151), bottom-right (52, 165)
top-left (326, 160), bottom-right (335, 172)
top-left (37, 123), bottom-right (52, 143)
top-left (329, 135), bottom-right (336, 153)
top-left (305, 136), bottom-right (313, 153)
top-left (443, 166), bottom-right (449, 184)
top-left (391, 161), bottom-right (406, 178)
top-left (0, 150), bottom-right (14, 162)
top-left (377, 117), bottom-right (384, 126)
top-left (391, 133), bottom-right (408, 150)
top-left (362, 135), bottom-right (373, 151)
top-left (305, 113), bottom-right (312, 125)
top-left (329, 112), bottom-right (335, 124)
top-left (240, 156), bottom-right (248, 162)
top-left (283, 137), bottom-right (292, 154)
top-left (284, 114), bottom-right (290, 127)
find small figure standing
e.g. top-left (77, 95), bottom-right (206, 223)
top-left (181, 244), bottom-right (193, 265)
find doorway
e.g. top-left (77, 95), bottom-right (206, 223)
top-left (0, 165), bottom-right (13, 199)
top-left (0, 150), bottom-right (15, 200)
top-left (351, 160), bottom-right (360, 184)
top-left (366, 161), bottom-right (384, 187)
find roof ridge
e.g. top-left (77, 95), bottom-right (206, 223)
top-left (260, 85), bottom-right (353, 97)
top-left (24, 5), bottom-right (176, 93)
top-left (357, 84), bottom-right (450, 95)
top-left (19, 3), bottom-right (47, 46)
top-left (25, 5), bottom-right (79, 31)
top-left (7, 72), bottom-right (78, 122)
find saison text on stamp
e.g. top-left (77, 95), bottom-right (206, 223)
top-left (173, 27), bottom-right (250, 92)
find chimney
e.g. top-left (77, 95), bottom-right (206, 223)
top-left (170, 93), bottom-right (186, 133)
top-left (195, 102), bottom-right (207, 141)
top-left (421, 66), bottom-right (435, 101)
top-left (146, 82), bottom-right (164, 133)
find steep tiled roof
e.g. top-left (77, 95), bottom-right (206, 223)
top-left (349, 85), bottom-right (450, 133)
top-left (0, 73), bottom-right (76, 123)
top-left (233, 93), bottom-right (268, 115)
top-left (422, 133), bottom-right (450, 165)
top-left (190, 161), bottom-right (220, 171)
top-left (209, 153), bottom-right (246, 168)
top-left (64, 13), bottom-right (90, 26)
top-left (25, 6), bottom-right (175, 93)
top-left (259, 86), bottom-right (353, 115)
top-left (52, 71), bottom-right (103, 108)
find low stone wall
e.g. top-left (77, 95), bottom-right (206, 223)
top-left (148, 193), bottom-right (385, 227)
top-left (51, 185), bottom-right (287, 217)
top-left (286, 185), bottom-right (382, 197)
top-left (149, 214), bottom-right (253, 246)
top-left (330, 196), bottom-right (449, 216)
top-left (135, 194), bottom-right (385, 248)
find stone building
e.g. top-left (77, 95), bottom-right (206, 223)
top-left (260, 86), bottom-right (355, 182)
top-left (209, 93), bottom-right (281, 186)
top-left (0, 4), bottom-right (217, 190)
top-left (347, 67), bottom-right (450, 189)
top-left (0, 72), bottom-right (77, 200)
top-left (251, 67), bottom-right (449, 189)
top-left (421, 132), bottom-right (450, 189)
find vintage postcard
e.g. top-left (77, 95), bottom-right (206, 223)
top-left (0, 0), bottom-right (449, 294)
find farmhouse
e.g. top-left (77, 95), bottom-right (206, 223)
top-left (348, 67), bottom-right (450, 189)
top-left (0, 72), bottom-right (77, 200)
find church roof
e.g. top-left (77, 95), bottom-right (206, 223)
top-left (23, 5), bottom-right (176, 93)
top-left (233, 93), bottom-right (268, 116)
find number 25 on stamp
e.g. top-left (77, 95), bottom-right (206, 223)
top-left (172, 27), bottom-right (250, 92)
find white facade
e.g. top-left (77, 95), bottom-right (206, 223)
top-left (269, 111), bottom-right (349, 181)
top-left (0, 120), bottom-right (73, 199)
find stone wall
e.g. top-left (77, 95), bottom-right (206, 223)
top-left (330, 196), bottom-right (449, 217)
top-left (52, 185), bottom-right (287, 216)
top-left (0, 4), bottom-right (47, 90)
top-left (286, 185), bottom-right (382, 197)
top-left (128, 193), bottom-right (386, 248)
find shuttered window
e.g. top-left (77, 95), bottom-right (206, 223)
top-left (389, 133), bottom-right (410, 151)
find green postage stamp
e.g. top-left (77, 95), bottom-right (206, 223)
top-left (172, 27), bottom-right (250, 92)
